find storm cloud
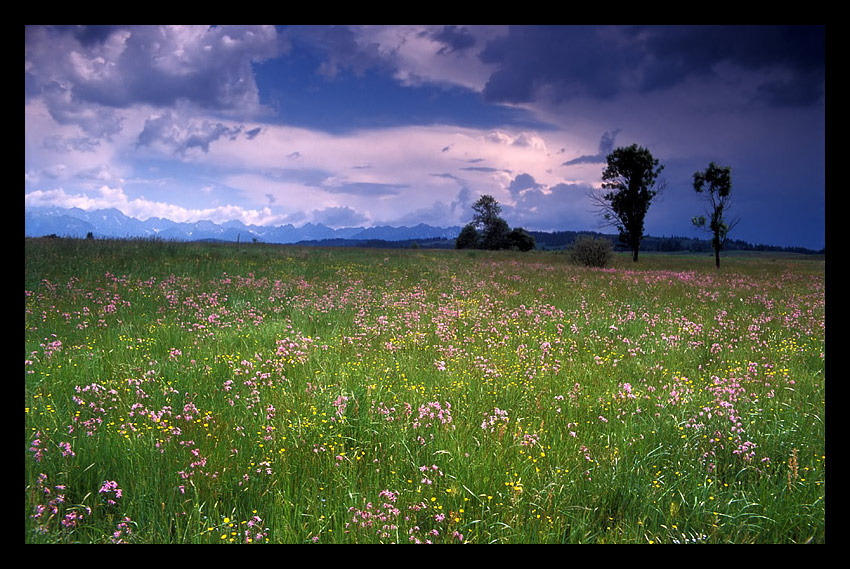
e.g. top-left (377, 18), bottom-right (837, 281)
top-left (479, 25), bottom-right (824, 108)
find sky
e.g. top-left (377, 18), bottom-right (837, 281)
top-left (25, 25), bottom-right (826, 249)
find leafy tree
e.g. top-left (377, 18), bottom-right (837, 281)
top-left (594, 144), bottom-right (664, 262)
top-left (482, 217), bottom-right (510, 250)
top-left (458, 195), bottom-right (508, 250)
top-left (506, 227), bottom-right (536, 251)
top-left (471, 194), bottom-right (502, 226)
top-left (455, 223), bottom-right (481, 249)
top-left (456, 195), bottom-right (535, 251)
top-left (692, 162), bottom-right (737, 269)
top-left (472, 195), bottom-right (507, 248)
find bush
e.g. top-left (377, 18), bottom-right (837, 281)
top-left (568, 235), bottom-right (614, 267)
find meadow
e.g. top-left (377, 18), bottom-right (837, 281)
top-left (25, 238), bottom-right (825, 543)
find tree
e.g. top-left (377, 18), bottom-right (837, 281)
top-left (471, 195), bottom-right (509, 249)
top-left (506, 227), bottom-right (536, 251)
top-left (692, 162), bottom-right (737, 269)
top-left (456, 195), bottom-right (536, 251)
top-left (593, 144), bottom-right (664, 262)
top-left (455, 223), bottom-right (481, 249)
top-left (471, 194), bottom-right (502, 228)
top-left (482, 217), bottom-right (510, 250)
top-left (456, 194), bottom-right (509, 250)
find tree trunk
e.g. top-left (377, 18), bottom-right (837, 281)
top-left (714, 247), bottom-right (720, 269)
top-left (633, 248), bottom-right (639, 262)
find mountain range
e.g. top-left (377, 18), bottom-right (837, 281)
top-left (24, 207), bottom-right (463, 244)
top-left (24, 206), bottom-right (824, 254)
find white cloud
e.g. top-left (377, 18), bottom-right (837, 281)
top-left (358, 25), bottom-right (507, 92)
top-left (25, 185), bottom-right (284, 227)
top-left (25, 186), bottom-right (129, 211)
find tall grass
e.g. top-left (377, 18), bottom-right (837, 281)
top-left (25, 238), bottom-right (825, 543)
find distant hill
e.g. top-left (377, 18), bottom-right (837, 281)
top-left (24, 206), bottom-right (462, 245)
top-left (24, 206), bottom-right (823, 254)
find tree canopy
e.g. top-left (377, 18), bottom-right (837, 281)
top-left (594, 144), bottom-right (664, 262)
top-left (692, 162), bottom-right (737, 268)
top-left (456, 195), bottom-right (535, 251)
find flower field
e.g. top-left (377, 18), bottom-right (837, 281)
top-left (25, 238), bottom-right (825, 543)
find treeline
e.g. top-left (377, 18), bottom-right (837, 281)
top-left (295, 237), bottom-right (456, 249)
top-left (290, 231), bottom-right (822, 254)
top-left (529, 231), bottom-right (824, 255)
top-left (38, 232), bottom-right (823, 254)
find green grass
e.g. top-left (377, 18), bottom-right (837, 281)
top-left (25, 238), bottom-right (825, 543)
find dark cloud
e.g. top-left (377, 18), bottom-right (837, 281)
top-left (388, 185), bottom-right (476, 227)
top-left (267, 167), bottom-right (330, 187)
top-left (285, 25), bottom-right (384, 79)
top-left (69, 25), bottom-right (123, 47)
top-left (183, 124), bottom-right (243, 153)
top-left (460, 166), bottom-right (499, 173)
top-left (312, 205), bottom-right (368, 227)
top-left (453, 186), bottom-right (474, 213)
top-left (38, 79), bottom-right (124, 139)
top-left (322, 182), bottom-right (406, 197)
top-left (479, 25), bottom-right (824, 108)
top-left (433, 26), bottom-right (477, 55)
top-left (136, 112), bottom-right (244, 155)
top-left (26, 25), bottom-right (282, 119)
top-left (480, 26), bottom-right (634, 104)
top-left (633, 25), bottom-right (825, 106)
top-left (508, 173), bottom-right (542, 196)
top-left (562, 129), bottom-right (620, 166)
top-left (504, 181), bottom-right (594, 230)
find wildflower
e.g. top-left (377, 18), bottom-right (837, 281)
top-left (481, 408), bottom-right (509, 432)
top-left (379, 489), bottom-right (398, 503)
top-left (59, 441), bottom-right (75, 458)
top-left (99, 480), bottom-right (123, 505)
top-left (29, 432), bottom-right (45, 462)
top-left (112, 517), bottom-right (134, 544)
top-left (61, 511), bottom-right (83, 528)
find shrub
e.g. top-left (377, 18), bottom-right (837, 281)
top-left (568, 235), bottom-right (614, 267)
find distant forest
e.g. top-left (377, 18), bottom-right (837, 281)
top-left (294, 230), bottom-right (824, 255)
